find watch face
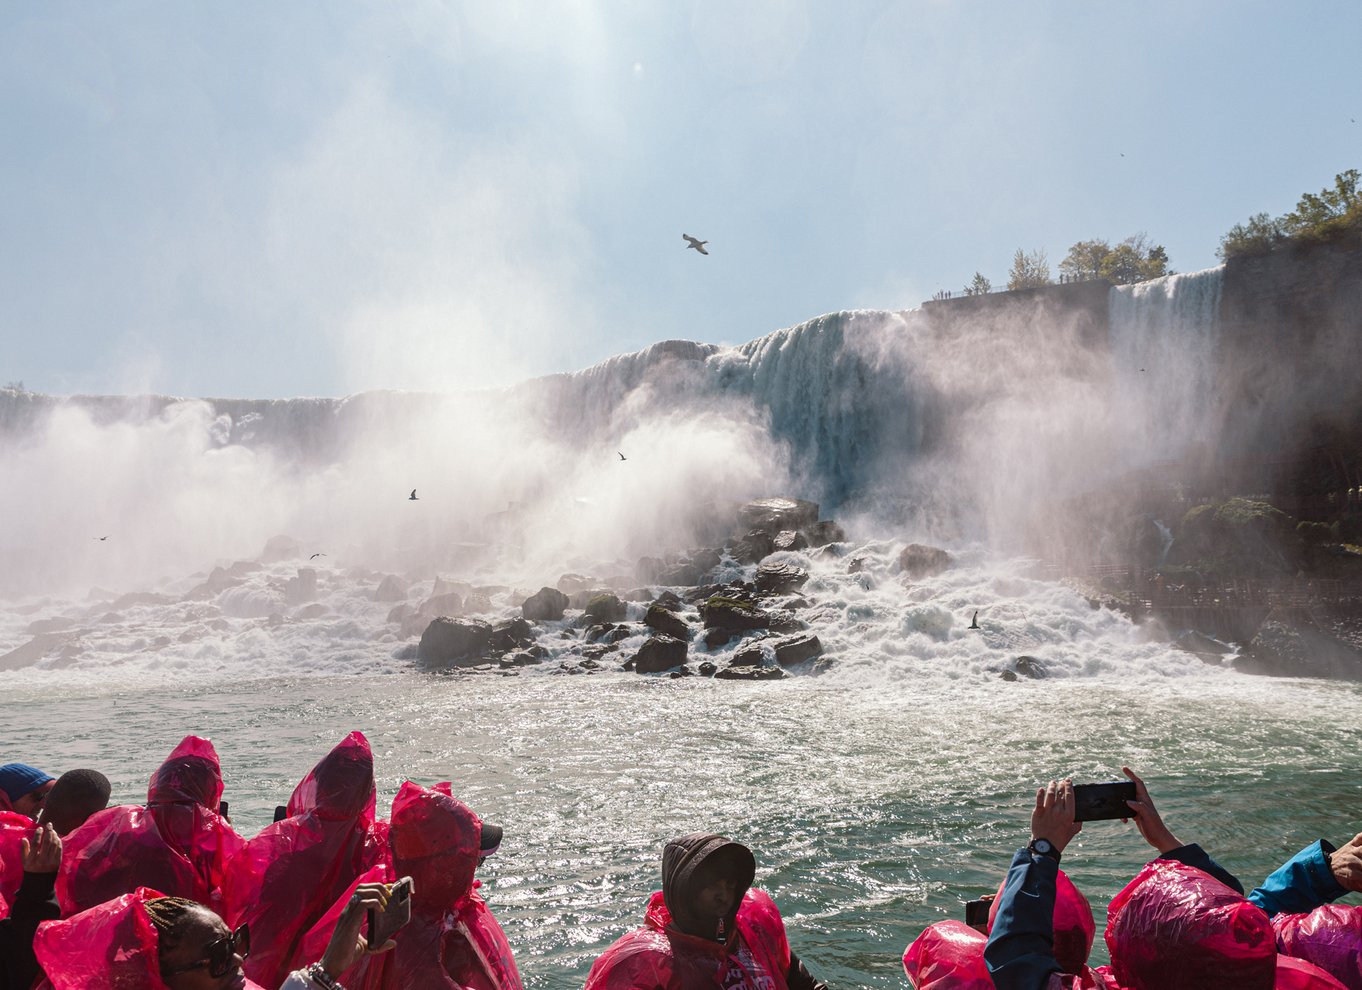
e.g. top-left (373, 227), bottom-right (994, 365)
top-left (1032, 839), bottom-right (1053, 854)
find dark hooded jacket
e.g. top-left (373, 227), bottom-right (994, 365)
top-left (585, 832), bottom-right (828, 990)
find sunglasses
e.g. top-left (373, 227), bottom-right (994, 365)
top-left (163, 923), bottom-right (250, 979)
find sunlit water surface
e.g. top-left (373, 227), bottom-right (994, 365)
top-left (6, 670), bottom-right (1360, 989)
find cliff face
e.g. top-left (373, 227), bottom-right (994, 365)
top-left (1215, 238), bottom-right (1362, 493)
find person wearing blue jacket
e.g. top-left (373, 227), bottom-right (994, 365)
top-left (983, 767), bottom-right (1362, 990)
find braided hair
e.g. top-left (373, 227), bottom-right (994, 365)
top-left (143, 896), bottom-right (205, 965)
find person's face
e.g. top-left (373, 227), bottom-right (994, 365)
top-left (692, 875), bottom-right (739, 924)
top-left (159, 908), bottom-right (247, 990)
top-left (12, 780), bottom-right (55, 819)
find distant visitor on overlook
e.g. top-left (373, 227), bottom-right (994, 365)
top-left (682, 233), bottom-right (708, 255)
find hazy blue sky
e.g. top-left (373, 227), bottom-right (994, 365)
top-left (3, 2), bottom-right (1359, 397)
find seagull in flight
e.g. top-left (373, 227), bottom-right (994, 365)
top-left (618, 451), bottom-right (627, 462)
top-left (409, 489), bottom-right (419, 501)
top-left (968, 610), bottom-right (980, 630)
top-left (94, 535), bottom-right (109, 541)
top-left (682, 234), bottom-right (709, 255)
top-left (310, 553), bottom-right (326, 560)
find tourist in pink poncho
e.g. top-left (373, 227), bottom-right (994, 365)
top-left (57, 736), bottom-right (244, 916)
top-left (223, 730), bottom-right (389, 988)
top-left (300, 780), bottom-right (520, 990)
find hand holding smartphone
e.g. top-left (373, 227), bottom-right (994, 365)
top-left (367, 877), bottom-right (414, 947)
top-left (1072, 781), bottom-right (1138, 822)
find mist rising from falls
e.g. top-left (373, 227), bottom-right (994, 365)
top-left (0, 274), bottom-right (1235, 599)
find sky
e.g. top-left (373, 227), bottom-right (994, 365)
top-left (2, 1), bottom-right (1360, 399)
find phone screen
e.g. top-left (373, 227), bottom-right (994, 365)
top-left (964, 898), bottom-right (991, 930)
top-left (1072, 781), bottom-right (1138, 822)
top-left (367, 877), bottom-right (414, 947)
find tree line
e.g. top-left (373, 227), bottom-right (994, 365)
top-left (1217, 169), bottom-right (1362, 260)
top-left (959, 234), bottom-right (1172, 296)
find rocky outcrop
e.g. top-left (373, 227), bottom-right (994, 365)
top-left (584, 593), bottom-right (627, 624)
top-left (417, 617), bottom-right (492, 666)
top-left (897, 544), bottom-right (953, 580)
top-left (1236, 609), bottom-right (1362, 679)
top-left (373, 575), bottom-right (409, 602)
top-left (522, 586), bottom-right (569, 621)
top-left (644, 603), bottom-right (690, 640)
top-left (633, 635), bottom-right (688, 673)
top-left (715, 662), bottom-right (787, 681)
top-left (260, 535), bottom-right (301, 563)
top-left (772, 530), bottom-right (808, 552)
top-left (755, 561), bottom-right (808, 595)
top-left (420, 591), bottom-right (463, 617)
top-left (738, 497), bottom-right (820, 535)
top-left (727, 531), bottom-right (775, 564)
top-left (804, 520), bottom-right (846, 547)
top-left (773, 633), bottom-right (822, 667)
top-left (489, 618), bottom-right (534, 653)
top-left (701, 596), bottom-right (770, 631)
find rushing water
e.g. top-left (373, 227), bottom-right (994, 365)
top-left (6, 268), bottom-right (1360, 986)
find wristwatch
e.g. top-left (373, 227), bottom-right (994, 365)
top-left (306, 963), bottom-right (345, 990)
top-left (1028, 837), bottom-right (1061, 863)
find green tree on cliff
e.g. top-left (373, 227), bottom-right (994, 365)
top-left (1059, 234), bottom-right (1172, 284)
top-left (1218, 169), bottom-right (1362, 259)
top-left (963, 271), bottom-right (992, 295)
top-left (1006, 248), bottom-right (1051, 290)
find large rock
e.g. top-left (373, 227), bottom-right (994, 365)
top-left (1236, 610), bottom-right (1362, 679)
top-left (897, 544), bottom-right (953, 580)
top-left (701, 596), bottom-right (770, 631)
top-left (557, 573), bottom-right (596, 594)
top-left (755, 561), bottom-right (809, 595)
top-left (727, 530), bottom-right (774, 565)
top-left (644, 603), bottom-right (691, 640)
top-left (584, 593), bottom-right (627, 624)
top-left (804, 520), bottom-right (846, 547)
top-left (489, 618), bottom-right (534, 652)
top-left (420, 591), bottom-right (463, 617)
top-left (522, 587), bottom-right (570, 621)
top-left (416, 617), bottom-right (492, 666)
top-left (285, 568), bottom-right (317, 606)
top-left (773, 633), bottom-right (822, 667)
top-left (738, 497), bottom-right (820, 536)
top-left (772, 530), bottom-right (808, 552)
top-left (715, 662), bottom-right (787, 681)
top-left (373, 575), bottom-right (409, 602)
top-left (633, 635), bottom-right (688, 673)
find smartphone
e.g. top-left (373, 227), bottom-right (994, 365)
top-left (218, 800), bottom-right (229, 819)
top-left (964, 898), bottom-right (991, 932)
top-left (367, 876), bottom-right (414, 947)
top-left (273, 805), bottom-right (288, 823)
top-left (1073, 781), bottom-right (1138, 822)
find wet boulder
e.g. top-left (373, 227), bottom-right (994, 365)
top-left (633, 635), bottom-right (688, 673)
top-left (704, 627), bottom-right (737, 649)
top-left (1236, 610), bottom-right (1362, 679)
top-left (698, 660), bottom-right (718, 676)
top-left (499, 650), bottom-right (544, 668)
top-left (804, 520), bottom-right (846, 547)
top-left (738, 497), bottom-right (820, 535)
top-left (773, 633), bottom-right (822, 667)
top-left (715, 662), bottom-right (787, 681)
top-left (417, 617), bottom-right (493, 666)
top-left (773, 530), bottom-right (808, 552)
top-left (755, 561), bottom-right (808, 595)
top-left (645, 603), bottom-right (691, 640)
top-left (701, 595), bottom-right (770, 631)
top-left (727, 530), bottom-right (774, 565)
top-left (653, 590), bottom-right (684, 610)
top-left (897, 544), bottom-right (953, 580)
top-left (557, 573), bottom-right (596, 594)
top-left (584, 593), bottom-right (627, 624)
top-left (420, 591), bottom-right (463, 617)
top-left (1013, 656), bottom-right (1047, 679)
top-left (522, 586), bottom-right (569, 621)
top-left (373, 575), bottom-right (409, 602)
top-left (489, 617), bottom-right (534, 652)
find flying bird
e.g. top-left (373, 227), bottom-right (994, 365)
top-left (310, 553), bottom-right (326, 560)
top-left (618, 451), bottom-right (627, 461)
top-left (94, 536), bottom-right (109, 541)
top-left (409, 490), bottom-right (419, 501)
top-left (682, 234), bottom-right (709, 255)
top-left (968, 610), bottom-right (980, 629)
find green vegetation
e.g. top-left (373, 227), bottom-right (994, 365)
top-left (1217, 169), bottom-right (1362, 260)
top-left (963, 272), bottom-right (992, 295)
top-left (1006, 248), bottom-right (1051, 290)
top-left (1058, 234), bottom-right (1172, 285)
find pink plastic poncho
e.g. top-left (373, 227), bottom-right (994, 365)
top-left (1276, 956), bottom-right (1351, 989)
top-left (224, 730), bottom-right (387, 989)
top-left (1105, 859), bottom-right (1276, 990)
top-left (0, 810), bottom-right (37, 921)
top-left (56, 735), bottom-right (244, 915)
top-left (300, 781), bottom-right (521, 990)
top-left (585, 888), bottom-right (793, 990)
top-left (903, 920), bottom-right (993, 989)
top-left (1274, 905), bottom-right (1362, 990)
top-left (989, 867), bottom-right (1098, 975)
